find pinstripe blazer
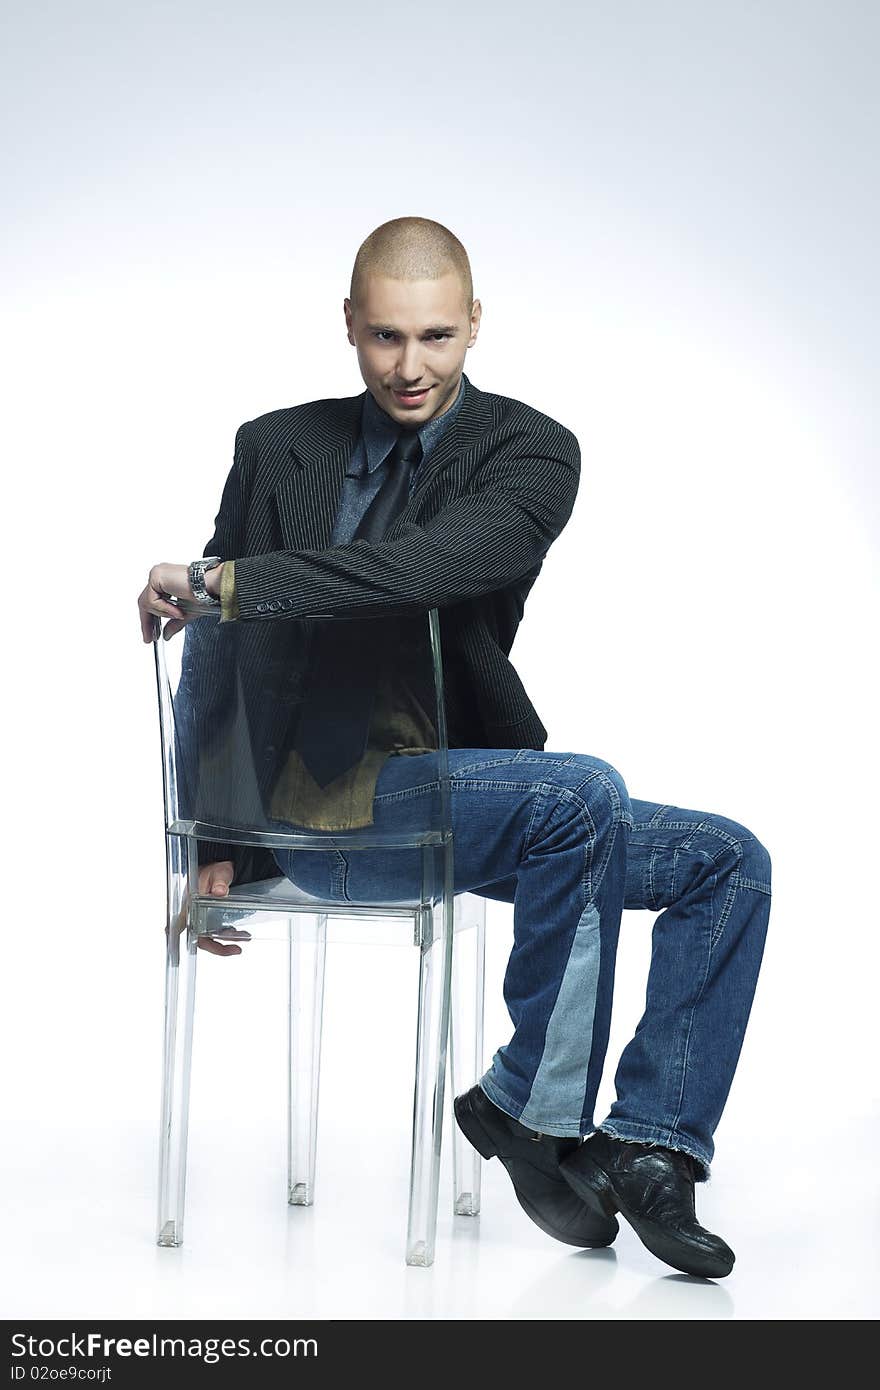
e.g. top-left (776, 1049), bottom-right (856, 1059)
top-left (196, 370), bottom-right (581, 881)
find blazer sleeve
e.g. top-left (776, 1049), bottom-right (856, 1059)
top-left (201, 421), bottom-right (253, 560)
top-left (231, 425), bottom-right (581, 622)
top-left (193, 422), bottom-right (281, 887)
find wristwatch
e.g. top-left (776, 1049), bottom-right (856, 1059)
top-left (188, 556), bottom-right (223, 606)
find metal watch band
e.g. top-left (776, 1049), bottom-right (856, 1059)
top-left (188, 556), bottom-right (223, 606)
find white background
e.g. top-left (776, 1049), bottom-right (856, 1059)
top-left (2, 0), bottom-right (877, 1321)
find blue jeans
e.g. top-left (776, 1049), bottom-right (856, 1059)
top-left (273, 749), bottom-right (772, 1180)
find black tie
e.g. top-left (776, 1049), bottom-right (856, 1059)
top-left (352, 427), bottom-right (423, 542)
top-left (292, 428), bottom-right (424, 789)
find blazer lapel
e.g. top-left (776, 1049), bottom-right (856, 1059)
top-left (274, 397), bottom-right (362, 551)
top-left (273, 373), bottom-right (488, 550)
top-left (406, 374), bottom-right (486, 499)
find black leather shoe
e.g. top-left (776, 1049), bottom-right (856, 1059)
top-left (559, 1131), bottom-right (735, 1278)
top-left (453, 1086), bottom-right (618, 1248)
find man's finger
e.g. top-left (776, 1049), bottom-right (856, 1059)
top-left (140, 600), bottom-right (184, 642)
top-left (198, 927), bottom-right (251, 956)
top-left (197, 937), bottom-right (243, 956)
top-left (152, 596), bottom-right (185, 619)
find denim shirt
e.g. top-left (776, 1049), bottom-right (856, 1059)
top-left (330, 375), bottom-right (466, 544)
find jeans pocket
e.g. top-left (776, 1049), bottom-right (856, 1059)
top-left (279, 847), bottom-right (349, 902)
top-left (339, 845), bottom-right (425, 905)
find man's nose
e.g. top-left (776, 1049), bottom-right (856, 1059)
top-left (397, 345), bottom-right (426, 381)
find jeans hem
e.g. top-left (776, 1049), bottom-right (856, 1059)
top-left (592, 1119), bottom-right (712, 1182)
top-left (478, 1071), bottom-right (588, 1139)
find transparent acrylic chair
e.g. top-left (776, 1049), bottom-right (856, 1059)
top-left (152, 604), bottom-right (487, 1267)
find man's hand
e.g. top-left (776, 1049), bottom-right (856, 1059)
top-left (196, 859), bottom-right (249, 957)
top-left (139, 562), bottom-right (195, 643)
top-left (164, 859), bottom-right (250, 958)
top-left (138, 561), bottom-right (224, 643)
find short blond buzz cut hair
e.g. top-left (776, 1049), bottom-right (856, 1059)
top-left (349, 216), bottom-right (474, 318)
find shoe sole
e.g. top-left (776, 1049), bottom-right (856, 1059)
top-left (560, 1151), bottom-right (735, 1279)
top-left (453, 1091), bottom-right (618, 1249)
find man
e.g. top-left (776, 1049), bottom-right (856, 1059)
top-left (138, 216), bottom-right (772, 1280)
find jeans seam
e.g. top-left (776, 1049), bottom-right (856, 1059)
top-left (580, 804), bottom-right (597, 905)
top-left (373, 777), bottom-right (539, 805)
top-left (528, 786), bottom-right (597, 902)
top-left (669, 868), bottom-right (716, 1134)
top-left (450, 760), bottom-right (515, 775)
top-left (577, 769), bottom-right (634, 830)
top-left (739, 875), bottom-right (771, 894)
top-left (455, 755), bottom-right (542, 775)
top-left (583, 791), bottom-right (632, 896)
top-left (648, 847), bottom-right (662, 910)
top-left (639, 834), bottom-right (764, 915)
top-left (523, 785), bottom-right (547, 862)
top-left (372, 781), bottom-right (440, 805)
top-left (711, 866), bottom-right (739, 946)
top-left (638, 817), bottom-right (764, 867)
top-left (331, 849), bottom-right (351, 903)
top-left (534, 779), bottom-right (632, 904)
top-left (512, 752), bottom-right (575, 763)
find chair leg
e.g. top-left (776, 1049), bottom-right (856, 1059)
top-left (287, 911), bottom-right (328, 1206)
top-left (450, 894), bottom-right (487, 1216)
top-left (157, 837), bottom-right (198, 1248)
top-left (406, 842), bottom-right (455, 1267)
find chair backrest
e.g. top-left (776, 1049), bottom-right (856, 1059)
top-left (153, 607), bottom-right (452, 853)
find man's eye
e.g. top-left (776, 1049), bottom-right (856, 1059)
top-left (373, 332), bottom-right (450, 342)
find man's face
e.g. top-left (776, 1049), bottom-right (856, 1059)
top-left (344, 272), bottom-right (481, 425)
